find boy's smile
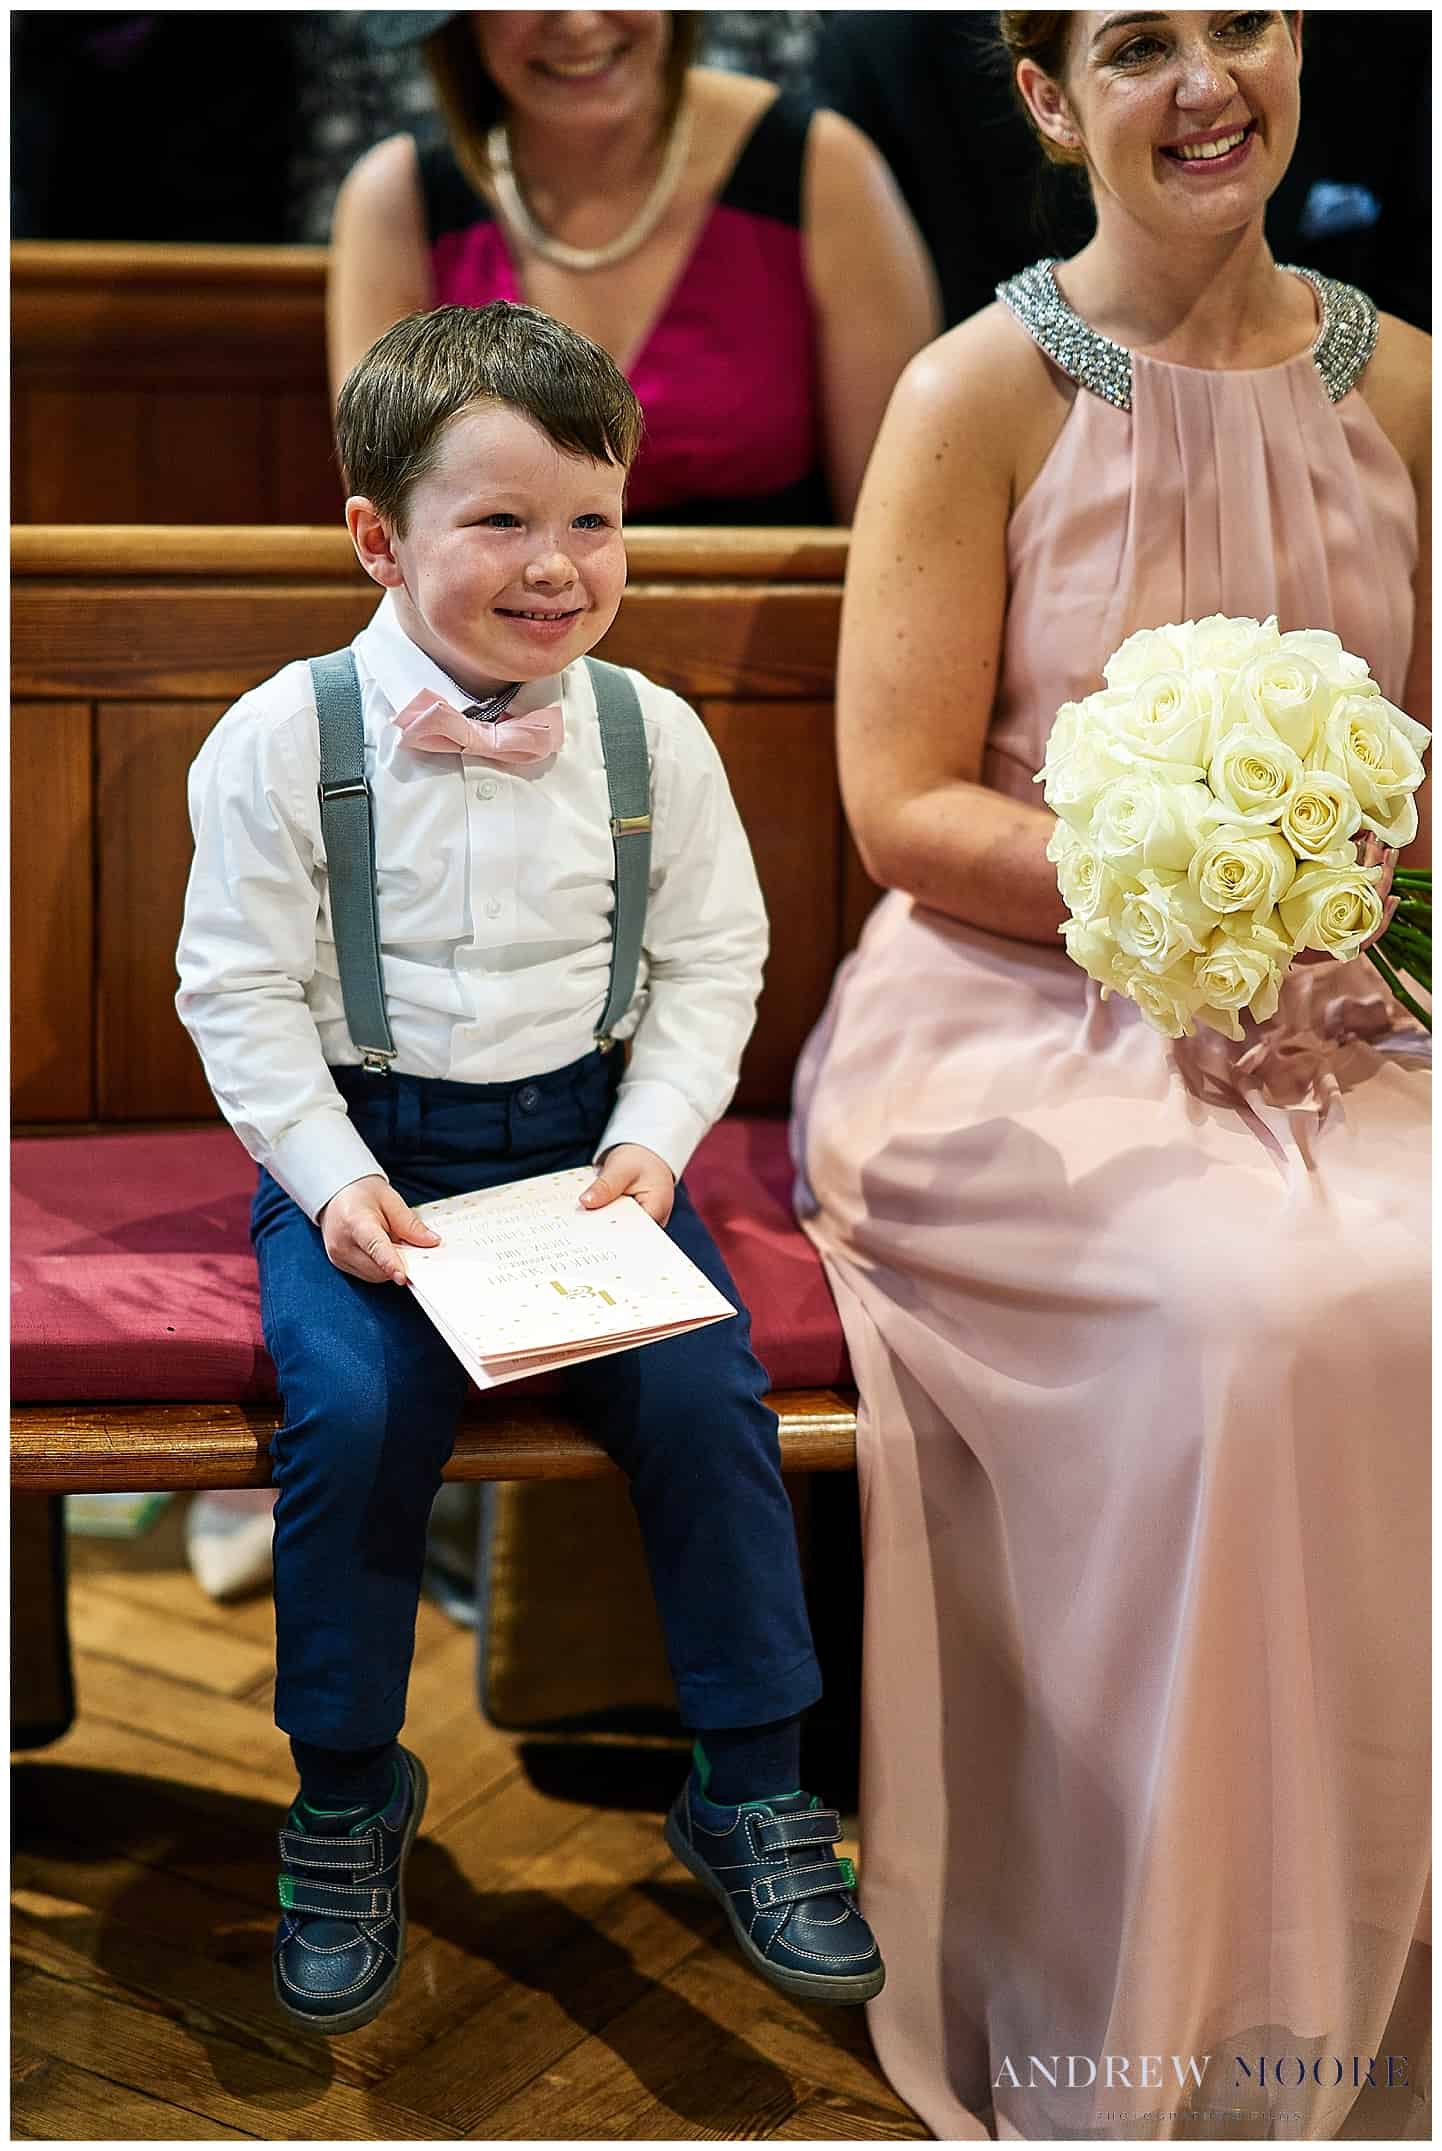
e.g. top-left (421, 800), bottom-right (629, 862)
top-left (348, 400), bottom-right (629, 699)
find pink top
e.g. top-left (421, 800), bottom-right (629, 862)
top-left (985, 323), bottom-right (1417, 805)
top-left (418, 95), bottom-right (828, 524)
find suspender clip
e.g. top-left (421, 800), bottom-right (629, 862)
top-left (361, 1049), bottom-right (396, 1075)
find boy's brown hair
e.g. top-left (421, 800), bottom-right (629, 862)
top-left (335, 302), bottom-right (644, 532)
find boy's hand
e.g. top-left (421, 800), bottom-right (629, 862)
top-left (318, 1174), bottom-right (440, 1285)
top-left (581, 1144), bottom-right (676, 1227)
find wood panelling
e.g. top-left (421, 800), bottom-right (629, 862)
top-left (701, 701), bottom-right (842, 1107)
top-left (138, 395), bottom-right (269, 528)
top-left (12, 701), bottom-right (93, 1121)
top-left (12, 1392), bottom-right (861, 1495)
top-left (13, 583), bottom-right (841, 705)
top-left (14, 583), bottom-right (379, 703)
top-left (11, 526), bottom-right (850, 583)
top-left (96, 701), bottom-right (227, 1120)
top-left (12, 242), bottom-right (335, 526)
top-left (17, 388), bottom-right (146, 526)
top-left (271, 391), bottom-right (344, 523)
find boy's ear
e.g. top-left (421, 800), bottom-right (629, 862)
top-left (346, 497), bottom-right (404, 588)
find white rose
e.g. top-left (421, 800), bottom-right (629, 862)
top-left (1091, 774), bottom-right (1218, 871)
top-left (1048, 822), bottom-right (1123, 926)
top-left (1102, 623), bottom-right (1193, 691)
top-left (1125, 958), bottom-right (1206, 1039)
top-left (1041, 698), bottom-right (1087, 768)
top-left (1221, 651), bottom-right (1335, 759)
top-left (1099, 670), bottom-right (1211, 769)
top-left (1110, 869), bottom-right (1219, 974)
top-left (1193, 918), bottom-right (1292, 1037)
top-left (1061, 916), bottom-right (1140, 999)
top-left (1313, 693), bottom-right (1427, 845)
top-left (1278, 771), bottom-right (1364, 859)
top-left (1188, 824), bottom-right (1297, 921)
top-left (1207, 726), bottom-right (1304, 825)
top-left (1274, 627), bottom-right (1377, 694)
top-left (1278, 861), bottom-right (1386, 959)
top-left (1186, 612), bottom-right (1281, 675)
top-left (1039, 724), bottom-right (1135, 833)
top-left (1375, 693), bottom-right (1433, 760)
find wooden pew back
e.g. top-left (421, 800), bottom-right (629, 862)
top-left (12, 243), bottom-right (337, 525)
top-left (12, 526), bottom-right (875, 1129)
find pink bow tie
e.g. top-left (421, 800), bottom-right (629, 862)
top-left (391, 689), bottom-right (563, 765)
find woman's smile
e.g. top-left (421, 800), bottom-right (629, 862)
top-left (530, 43), bottom-right (629, 86)
top-left (1159, 116), bottom-right (1258, 175)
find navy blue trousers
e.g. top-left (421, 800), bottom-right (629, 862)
top-left (252, 1050), bottom-right (822, 1750)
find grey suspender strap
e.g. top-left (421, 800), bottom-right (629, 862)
top-left (583, 655), bottom-right (651, 1048)
top-left (311, 650), bottom-right (651, 1070)
top-left (310, 651), bottom-right (396, 1072)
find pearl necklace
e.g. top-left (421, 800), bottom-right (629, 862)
top-left (485, 108), bottom-right (693, 273)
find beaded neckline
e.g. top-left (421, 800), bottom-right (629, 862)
top-left (995, 259), bottom-right (1379, 412)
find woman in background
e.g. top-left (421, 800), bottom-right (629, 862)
top-left (792, 10), bottom-right (1430, 2138)
top-left (327, 9), bottom-right (939, 523)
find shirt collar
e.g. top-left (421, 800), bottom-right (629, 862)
top-left (352, 589), bottom-right (564, 718)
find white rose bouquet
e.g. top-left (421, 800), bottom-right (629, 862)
top-left (1038, 615), bottom-right (1431, 1037)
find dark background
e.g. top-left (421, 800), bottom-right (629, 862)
top-left (11, 9), bottom-right (1431, 329)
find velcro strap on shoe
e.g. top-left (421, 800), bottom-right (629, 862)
top-left (750, 1859), bottom-right (853, 1912)
top-left (277, 1826), bottom-right (379, 1872)
top-left (754, 1809), bottom-right (841, 1854)
top-left (277, 1873), bottom-right (392, 1919)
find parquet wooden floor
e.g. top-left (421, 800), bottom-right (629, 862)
top-left (11, 1501), bottom-right (930, 2142)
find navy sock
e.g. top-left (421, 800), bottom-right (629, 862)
top-left (289, 1736), bottom-right (398, 1818)
top-left (692, 1716), bottom-right (803, 1807)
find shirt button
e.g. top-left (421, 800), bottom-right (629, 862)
top-left (517, 1085), bottom-right (541, 1112)
top-left (485, 898), bottom-right (502, 920)
top-left (476, 779), bottom-right (498, 801)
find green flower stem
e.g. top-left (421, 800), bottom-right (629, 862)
top-left (1381, 917), bottom-right (1428, 957)
top-left (1383, 928), bottom-right (1431, 976)
top-left (1383, 913), bottom-right (1431, 954)
top-left (1367, 944), bottom-right (1431, 1031)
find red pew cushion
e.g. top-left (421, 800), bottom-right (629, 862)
top-left (11, 1120), bottom-right (850, 1403)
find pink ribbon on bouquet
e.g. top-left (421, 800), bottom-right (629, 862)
top-left (1171, 967), bottom-right (1428, 1130)
top-left (391, 687), bottom-right (563, 765)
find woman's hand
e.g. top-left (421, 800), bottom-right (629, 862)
top-left (1361, 831), bottom-right (1400, 946)
top-left (1292, 831), bottom-right (1398, 967)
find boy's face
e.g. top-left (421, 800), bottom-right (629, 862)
top-left (353, 401), bottom-right (628, 696)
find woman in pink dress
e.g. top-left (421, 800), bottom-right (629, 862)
top-left (326, 10), bottom-right (939, 523)
top-left (792, 11), bottom-right (1431, 2139)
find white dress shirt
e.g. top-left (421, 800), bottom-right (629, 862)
top-left (175, 591), bottom-right (768, 1221)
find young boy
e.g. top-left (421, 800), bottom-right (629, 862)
top-left (175, 302), bottom-right (883, 2034)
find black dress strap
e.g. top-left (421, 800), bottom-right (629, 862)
top-left (718, 88), bottom-right (815, 229)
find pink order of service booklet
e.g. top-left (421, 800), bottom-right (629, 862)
top-left (401, 1167), bottom-right (735, 1389)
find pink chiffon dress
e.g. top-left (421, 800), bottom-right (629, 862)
top-left (792, 264), bottom-right (1431, 2141)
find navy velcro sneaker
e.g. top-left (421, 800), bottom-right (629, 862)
top-left (272, 1746), bottom-right (427, 2034)
top-left (664, 1774), bottom-right (885, 2004)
